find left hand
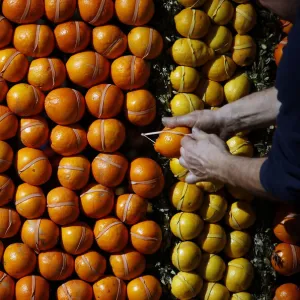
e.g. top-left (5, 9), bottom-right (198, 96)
top-left (180, 128), bottom-right (230, 183)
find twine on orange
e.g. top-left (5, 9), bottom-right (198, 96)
top-left (48, 58), bottom-right (56, 89)
top-left (96, 221), bottom-right (122, 240)
top-left (20, 0), bottom-right (31, 22)
top-left (15, 193), bottom-right (43, 206)
top-left (122, 194), bottom-right (134, 222)
top-left (54, 0), bottom-right (61, 23)
top-left (92, 52), bottom-right (100, 81)
top-left (62, 283), bottom-right (72, 300)
top-left (95, 155), bottom-right (122, 169)
top-left (4, 209), bottom-right (12, 237)
top-left (81, 255), bottom-right (98, 274)
top-left (98, 84), bottom-right (111, 118)
top-left (0, 51), bottom-right (21, 76)
top-left (18, 157), bottom-right (47, 174)
top-left (72, 128), bottom-right (82, 150)
top-left (75, 226), bottom-right (87, 254)
top-left (72, 89), bottom-right (81, 121)
top-left (59, 252), bottom-right (67, 280)
top-left (33, 25), bottom-right (41, 53)
top-left (74, 22), bottom-right (81, 52)
top-left (47, 202), bottom-right (76, 208)
top-left (132, 0), bottom-right (142, 24)
top-left (35, 219), bottom-right (41, 253)
top-left (143, 28), bottom-right (154, 59)
top-left (130, 232), bottom-right (158, 241)
top-left (90, 0), bottom-right (106, 25)
top-left (140, 277), bottom-right (152, 300)
top-left (80, 188), bottom-right (111, 198)
top-left (31, 275), bottom-right (36, 300)
top-left (121, 254), bottom-right (129, 278)
top-left (130, 56), bottom-right (136, 89)
top-left (58, 165), bottom-right (85, 171)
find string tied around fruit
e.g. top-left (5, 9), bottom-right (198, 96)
top-left (34, 218), bottom-right (41, 253)
top-left (4, 208), bottom-right (12, 237)
top-left (141, 129), bottom-right (190, 143)
top-left (139, 276), bottom-right (152, 300)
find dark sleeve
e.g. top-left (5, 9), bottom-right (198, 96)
top-left (260, 10), bottom-right (300, 202)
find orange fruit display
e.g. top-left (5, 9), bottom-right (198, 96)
top-left (0, 105), bottom-right (18, 140)
top-left (92, 152), bottom-right (128, 187)
top-left (16, 147), bottom-right (52, 185)
top-left (16, 275), bottom-right (50, 300)
top-left (111, 56), bottom-right (150, 90)
top-left (0, 174), bottom-right (14, 205)
top-left (0, 207), bottom-right (21, 238)
top-left (57, 280), bottom-right (93, 300)
top-left (0, 15), bottom-right (13, 49)
top-left (78, 0), bottom-right (114, 26)
top-left (94, 216), bottom-right (129, 253)
top-left (93, 276), bottom-right (126, 300)
top-left (93, 25), bottom-right (127, 59)
top-left (0, 79), bottom-right (9, 102)
top-left (19, 115), bottom-right (49, 148)
top-left (128, 157), bottom-right (164, 199)
top-left (45, 88), bottom-right (85, 125)
top-left (75, 251), bottom-right (107, 283)
top-left (2, 0), bottom-right (44, 24)
top-left (61, 222), bottom-right (93, 255)
top-left (274, 37), bottom-right (288, 66)
top-left (47, 187), bottom-right (79, 225)
top-left (124, 89), bottom-right (156, 126)
top-left (38, 250), bottom-right (74, 281)
top-left (66, 51), bottom-right (110, 88)
top-left (13, 24), bottom-right (55, 57)
top-left (7, 83), bottom-right (45, 117)
top-left (0, 271), bottom-right (15, 300)
top-left (15, 183), bottom-right (46, 218)
top-left (115, 193), bottom-right (148, 225)
top-left (21, 219), bottom-right (59, 252)
top-left (130, 220), bottom-right (162, 254)
top-left (50, 124), bottom-right (88, 156)
top-left (87, 119), bottom-right (126, 152)
top-left (27, 58), bottom-right (66, 91)
top-left (3, 243), bottom-right (36, 279)
top-left (115, 0), bottom-right (155, 26)
top-left (280, 19), bottom-right (293, 34)
top-left (128, 27), bottom-right (163, 59)
top-left (85, 84), bottom-right (124, 119)
top-left (274, 283), bottom-right (300, 300)
top-left (80, 183), bottom-right (114, 218)
top-left (54, 21), bottom-right (92, 54)
top-left (127, 275), bottom-right (162, 300)
top-left (45, 0), bottom-right (76, 23)
top-left (110, 247), bottom-right (146, 280)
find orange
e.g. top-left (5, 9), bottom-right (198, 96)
top-left (0, 207), bottom-right (21, 238)
top-left (274, 37), bottom-right (288, 66)
top-left (0, 141), bottom-right (13, 172)
top-left (38, 250), bottom-right (74, 281)
top-left (57, 280), bottom-right (93, 300)
top-left (154, 127), bottom-right (191, 158)
top-left (50, 124), bottom-right (87, 156)
top-left (7, 83), bottom-right (45, 116)
top-left (16, 147), bottom-right (52, 185)
top-left (45, 0), bottom-right (76, 23)
top-left (111, 55), bottom-right (150, 90)
top-left (110, 247), bottom-right (146, 280)
top-left (13, 24), bottom-right (55, 57)
top-left (0, 16), bottom-right (13, 49)
top-left (75, 251), bottom-right (106, 283)
top-left (93, 276), bottom-right (126, 300)
top-left (54, 21), bottom-right (91, 54)
top-left (124, 89), bottom-right (156, 126)
top-left (16, 275), bottom-right (49, 300)
top-left (0, 48), bottom-right (28, 82)
top-left (58, 155), bottom-right (90, 190)
top-left (21, 219), bottom-right (59, 253)
top-left (0, 271), bottom-right (15, 300)
top-left (130, 220), bottom-right (162, 254)
top-left (3, 243), bottom-right (36, 279)
top-left (94, 216), bottom-right (129, 253)
top-left (87, 119), bottom-right (126, 152)
top-left (78, 0), bottom-right (114, 26)
top-left (0, 174), bottom-right (14, 206)
top-left (115, 193), bottom-right (148, 225)
top-left (128, 27), bottom-right (163, 59)
top-left (2, 0), bottom-right (44, 24)
top-left (92, 152), bottom-right (128, 187)
top-left (0, 105), bottom-right (18, 140)
top-left (93, 25), bottom-right (127, 59)
top-left (28, 58), bottom-right (66, 91)
top-left (85, 84), bottom-right (124, 119)
top-left (280, 19), bottom-right (293, 34)
top-left (19, 115), bottom-right (49, 148)
top-left (128, 157), bottom-right (165, 199)
top-left (15, 183), bottom-right (46, 218)
top-left (66, 51), bottom-right (110, 88)
top-left (115, 0), bottom-right (155, 26)
top-left (80, 183), bottom-right (114, 218)
top-left (47, 187), bottom-right (79, 225)
top-left (61, 222), bottom-right (93, 255)
top-left (127, 275), bottom-right (162, 300)
top-left (0, 79), bottom-right (9, 102)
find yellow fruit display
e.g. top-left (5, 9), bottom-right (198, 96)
top-left (224, 72), bottom-right (251, 103)
top-left (197, 223), bottom-right (226, 253)
top-left (199, 193), bottom-right (227, 223)
top-left (177, 0), bottom-right (207, 8)
top-left (224, 258), bottom-right (254, 292)
top-left (225, 201), bottom-right (256, 230)
top-left (196, 180), bottom-right (224, 192)
top-left (231, 292), bottom-right (254, 300)
top-left (226, 185), bottom-right (254, 202)
top-left (174, 8), bottom-right (211, 39)
top-left (197, 253), bottom-right (226, 282)
top-left (205, 25), bottom-right (232, 54)
top-left (171, 271), bottom-right (203, 300)
top-left (169, 158), bottom-right (188, 181)
top-left (232, 34), bottom-right (257, 67)
top-left (195, 79), bottom-right (224, 107)
top-left (169, 182), bottom-right (204, 212)
top-left (233, 3), bottom-right (257, 34)
top-left (226, 136), bottom-right (254, 157)
top-left (203, 0), bottom-right (234, 25)
top-left (199, 282), bottom-right (230, 300)
top-left (171, 241), bottom-right (202, 272)
top-left (170, 66), bottom-right (200, 92)
top-left (172, 38), bottom-right (214, 67)
top-left (170, 93), bottom-right (204, 116)
top-left (224, 230), bottom-right (252, 258)
top-left (170, 212), bottom-right (204, 240)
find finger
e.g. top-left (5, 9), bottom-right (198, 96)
top-left (162, 113), bottom-right (197, 128)
top-left (192, 127), bottom-right (208, 140)
top-left (185, 172), bottom-right (201, 184)
top-left (181, 135), bottom-right (196, 147)
top-left (179, 156), bottom-right (189, 169)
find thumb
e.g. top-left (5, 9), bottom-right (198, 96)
top-left (185, 172), bottom-right (200, 184)
top-left (162, 113), bottom-right (197, 128)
